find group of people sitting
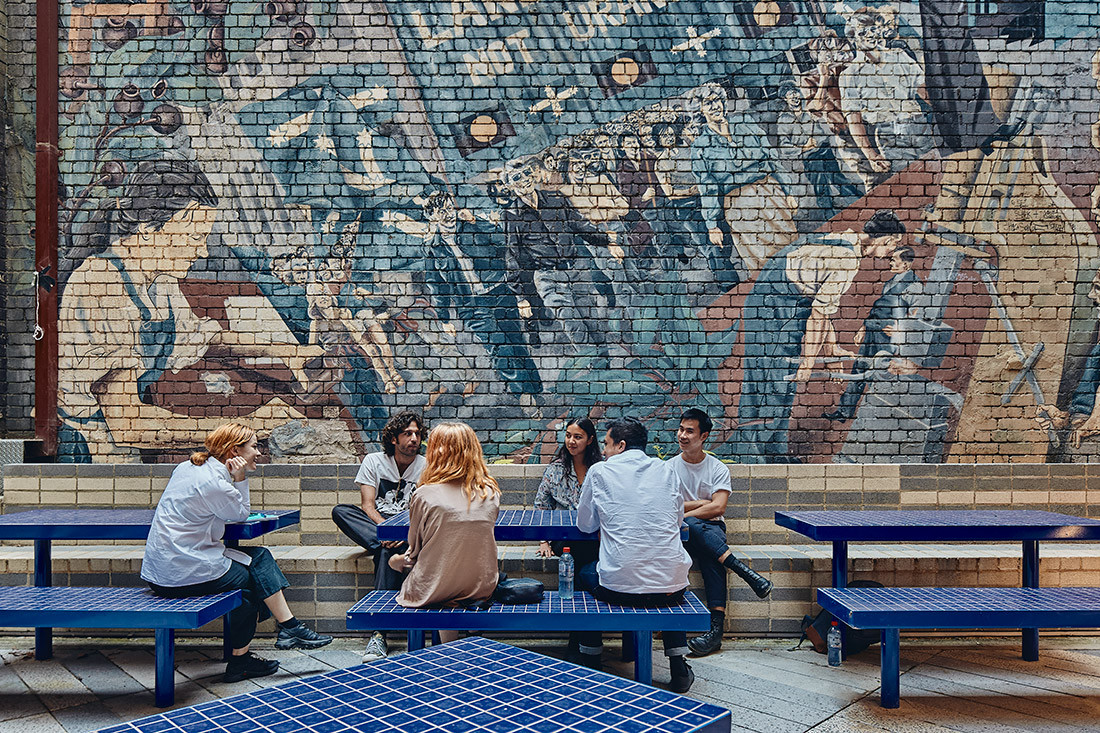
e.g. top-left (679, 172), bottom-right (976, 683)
top-left (141, 408), bottom-right (771, 695)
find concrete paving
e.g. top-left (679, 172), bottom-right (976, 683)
top-left (0, 634), bottom-right (1098, 732)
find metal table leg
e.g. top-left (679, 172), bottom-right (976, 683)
top-left (632, 631), bottom-right (652, 685)
top-left (34, 539), bottom-right (52, 660)
top-left (1022, 540), bottom-right (1039, 661)
top-left (154, 628), bottom-right (175, 707)
top-left (880, 628), bottom-right (900, 708)
top-left (832, 541), bottom-right (848, 658)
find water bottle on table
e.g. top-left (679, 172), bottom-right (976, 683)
top-left (558, 546), bottom-right (574, 600)
top-left (827, 620), bottom-right (842, 667)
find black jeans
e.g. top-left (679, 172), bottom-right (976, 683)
top-left (575, 562), bottom-right (689, 657)
top-left (331, 504), bottom-right (405, 591)
top-left (684, 517), bottom-right (729, 608)
top-left (149, 546), bottom-right (289, 650)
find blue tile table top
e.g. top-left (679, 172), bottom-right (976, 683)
top-left (775, 510), bottom-right (1100, 542)
top-left (98, 636), bottom-right (731, 733)
top-left (0, 508), bottom-right (299, 541)
top-left (346, 590), bottom-right (711, 632)
top-left (817, 586), bottom-right (1100, 630)
top-left (379, 508), bottom-right (598, 541)
top-left (0, 586), bottom-right (239, 629)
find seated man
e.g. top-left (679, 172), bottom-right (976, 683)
top-left (670, 408), bottom-right (773, 658)
top-left (575, 417), bottom-right (696, 693)
top-left (331, 410), bottom-right (426, 661)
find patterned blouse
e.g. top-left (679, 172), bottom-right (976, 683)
top-left (534, 461), bottom-right (583, 510)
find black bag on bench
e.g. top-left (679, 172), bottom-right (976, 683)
top-left (799, 579), bottom-right (883, 656)
top-left (493, 575), bottom-right (545, 604)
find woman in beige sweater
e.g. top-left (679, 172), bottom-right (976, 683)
top-left (389, 422), bottom-right (500, 641)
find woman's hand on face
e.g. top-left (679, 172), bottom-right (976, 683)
top-left (226, 456), bottom-right (248, 482)
top-left (536, 541), bottom-right (553, 558)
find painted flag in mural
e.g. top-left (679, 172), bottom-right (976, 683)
top-left (381, 0), bottom-right (816, 189)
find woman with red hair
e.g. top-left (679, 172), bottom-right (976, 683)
top-left (141, 423), bottom-right (331, 682)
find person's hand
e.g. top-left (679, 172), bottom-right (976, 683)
top-left (785, 195), bottom-right (798, 211)
top-left (609, 244), bottom-right (625, 262)
top-left (708, 228), bottom-right (724, 247)
top-left (642, 187), bottom-right (655, 202)
top-left (517, 299), bottom-right (533, 319)
top-left (381, 540), bottom-right (405, 549)
top-left (458, 208), bottom-right (476, 223)
top-left (536, 541), bottom-right (553, 558)
top-left (794, 359), bottom-right (815, 382)
top-left (869, 153), bottom-right (890, 173)
top-left (442, 323), bottom-right (457, 338)
top-left (227, 456), bottom-right (248, 482)
top-left (854, 325), bottom-right (866, 347)
top-left (388, 552), bottom-right (414, 572)
top-left (887, 358), bottom-right (920, 376)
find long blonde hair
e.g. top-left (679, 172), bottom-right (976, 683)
top-left (418, 422), bottom-right (500, 504)
top-left (191, 423), bottom-right (256, 465)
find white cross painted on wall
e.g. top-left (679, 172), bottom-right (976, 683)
top-left (528, 85), bottom-right (579, 118)
top-left (671, 27), bottom-right (721, 58)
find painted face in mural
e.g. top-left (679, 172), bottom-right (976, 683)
top-left (564, 423), bottom-right (594, 458)
top-left (143, 203), bottom-right (218, 278)
top-left (889, 250), bottom-right (912, 274)
top-left (503, 161), bottom-right (537, 201)
top-left (621, 134), bottom-right (642, 161)
top-left (427, 198), bottom-right (458, 236)
top-left (847, 10), bottom-right (894, 54)
top-left (700, 93), bottom-right (725, 124)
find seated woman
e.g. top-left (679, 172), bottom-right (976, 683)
top-left (389, 422), bottom-right (500, 642)
top-left (141, 423), bottom-right (332, 682)
top-left (534, 416), bottom-right (601, 573)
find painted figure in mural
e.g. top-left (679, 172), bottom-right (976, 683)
top-left (272, 238), bottom-right (404, 395)
top-left (801, 30), bottom-right (868, 192)
top-left (501, 158), bottom-right (610, 355)
top-left (684, 83), bottom-right (797, 277)
top-left (670, 408), bottom-right (771, 658)
top-left (836, 3), bottom-right (931, 184)
top-left (57, 159), bottom-right (320, 462)
top-left (733, 209), bottom-right (906, 462)
top-left (776, 80), bottom-right (863, 223)
top-left (534, 416), bottom-right (601, 573)
top-left (823, 246), bottom-right (924, 422)
top-left (331, 410), bottom-right (425, 663)
top-left (418, 191), bottom-right (543, 404)
top-left (614, 130), bottom-right (661, 278)
top-left (651, 120), bottom-right (740, 288)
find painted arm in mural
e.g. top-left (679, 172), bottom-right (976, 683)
top-left (207, 329), bottom-right (324, 390)
top-left (794, 306), bottom-right (855, 382)
top-left (844, 110), bottom-right (890, 174)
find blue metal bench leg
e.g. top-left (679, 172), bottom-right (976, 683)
top-left (222, 614), bottom-right (233, 661)
top-left (34, 539), bottom-right (53, 661)
top-left (880, 628), bottom-right (900, 709)
top-left (633, 631), bottom-right (652, 685)
top-left (621, 631), bottom-right (634, 662)
top-left (154, 628), bottom-right (175, 707)
top-left (1021, 540), bottom-right (1039, 662)
top-left (407, 630), bottom-right (425, 651)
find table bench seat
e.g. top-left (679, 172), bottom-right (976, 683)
top-left (0, 586), bottom-right (240, 707)
top-left (817, 586), bottom-right (1100, 708)
top-left (346, 589), bottom-right (710, 685)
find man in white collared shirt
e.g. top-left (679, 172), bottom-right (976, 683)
top-left (575, 417), bottom-right (696, 693)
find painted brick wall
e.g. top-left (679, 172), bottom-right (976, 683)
top-left (7, 2), bottom-right (1100, 466)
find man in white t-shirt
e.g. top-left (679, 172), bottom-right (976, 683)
top-left (670, 408), bottom-right (773, 657)
top-left (575, 417), bottom-right (696, 693)
top-left (332, 410), bottom-right (426, 661)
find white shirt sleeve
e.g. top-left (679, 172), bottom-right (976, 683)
top-left (576, 469), bottom-right (600, 534)
top-left (354, 453), bottom-right (379, 487)
top-left (198, 474), bottom-right (250, 523)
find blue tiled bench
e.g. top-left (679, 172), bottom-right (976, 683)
top-left (816, 586), bottom-right (1100, 708)
top-left (346, 589), bottom-right (710, 686)
top-left (0, 586), bottom-right (240, 707)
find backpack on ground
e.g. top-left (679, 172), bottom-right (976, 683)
top-left (797, 579), bottom-right (883, 657)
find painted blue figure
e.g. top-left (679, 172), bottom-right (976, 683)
top-left (733, 210), bottom-right (905, 462)
top-left (501, 158), bottom-right (610, 354)
top-left (823, 246), bottom-right (924, 421)
top-left (685, 83), bottom-right (797, 278)
top-left (420, 191), bottom-right (543, 401)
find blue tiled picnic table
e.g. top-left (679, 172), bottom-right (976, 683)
top-left (0, 508), bottom-right (299, 660)
top-left (98, 636), bottom-right (732, 733)
top-left (774, 509), bottom-right (1100, 660)
top-left (380, 508), bottom-right (687, 542)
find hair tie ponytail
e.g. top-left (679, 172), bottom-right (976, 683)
top-left (191, 450), bottom-right (211, 465)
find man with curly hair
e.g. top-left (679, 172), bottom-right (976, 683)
top-left (332, 410), bottom-right (426, 661)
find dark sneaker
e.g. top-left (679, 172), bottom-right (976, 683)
top-left (275, 623), bottom-right (334, 650)
top-left (362, 631), bottom-right (388, 662)
top-left (669, 660), bottom-right (695, 694)
top-left (224, 652), bottom-right (279, 683)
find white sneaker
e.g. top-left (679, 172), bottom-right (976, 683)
top-left (362, 631), bottom-right (388, 662)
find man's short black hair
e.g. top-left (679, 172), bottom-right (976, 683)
top-left (380, 410), bottom-right (425, 457)
top-left (680, 408), bottom-right (712, 435)
top-left (863, 209), bottom-right (905, 237)
top-left (893, 245), bottom-right (916, 263)
top-left (606, 417), bottom-right (648, 452)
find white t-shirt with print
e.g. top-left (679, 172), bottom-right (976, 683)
top-left (669, 453), bottom-right (732, 503)
top-left (354, 452), bottom-right (426, 517)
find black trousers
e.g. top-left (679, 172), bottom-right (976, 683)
top-left (331, 504), bottom-right (405, 591)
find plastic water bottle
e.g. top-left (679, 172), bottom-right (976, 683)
top-left (558, 546), bottom-right (574, 600)
top-left (827, 620), bottom-right (842, 667)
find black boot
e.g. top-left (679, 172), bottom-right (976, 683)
top-left (668, 655), bottom-right (695, 694)
top-left (724, 555), bottom-right (773, 598)
top-left (688, 609), bottom-right (725, 657)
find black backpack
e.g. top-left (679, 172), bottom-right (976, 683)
top-left (798, 580), bottom-right (883, 657)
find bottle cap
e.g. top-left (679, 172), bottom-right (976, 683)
top-left (563, 546), bottom-right (571, 553)
top-left (831, 620), bottom-right (838, 626)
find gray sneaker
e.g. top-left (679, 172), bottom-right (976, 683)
top-left (362, 631), bottom-right (388, 662)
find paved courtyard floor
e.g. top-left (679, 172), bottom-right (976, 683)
top-left (1, 634), bottom-right (1098, 732)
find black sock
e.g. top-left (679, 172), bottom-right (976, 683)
top-left (669, 655), bottom-right (689, 675)
top-left (279, 617), bottom-right (301, 629)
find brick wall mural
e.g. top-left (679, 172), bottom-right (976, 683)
top-left (50, 0), bottom-right (1100, 464)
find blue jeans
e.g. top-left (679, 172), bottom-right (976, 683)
top-left (149, 546), bottom-right (289, 650)
top-left (575, 562), bottom-right (689, 657)
top-left (684, 517), bottom-right (729, 609)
